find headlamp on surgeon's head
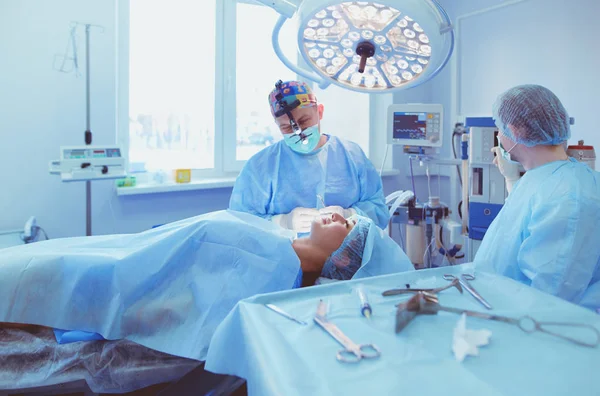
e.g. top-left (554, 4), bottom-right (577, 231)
top-left (269, 80), bottom-right (321, 154)
top-left (273, 79), bottom-right (303, 135)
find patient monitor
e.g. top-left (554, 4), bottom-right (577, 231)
top-left (387, 104), bottom-right (443, 147)
top-left (49, 146), bottom-right (126, 182)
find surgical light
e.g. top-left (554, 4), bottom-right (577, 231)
top-left (258, 0), bottom-right (454, 93)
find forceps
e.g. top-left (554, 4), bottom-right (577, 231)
top-left (313, 300), bottom-right (381, 363)
top-left (444, 274), bottom-right (493, 310)
top-left (264, 304), bottom-right (307, 326)
top-left (396, 292), bottom-right (600, 348)
top-left (383, 277), bottom-right (463, 297)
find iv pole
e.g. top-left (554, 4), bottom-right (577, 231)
top-left (84, 24), bottom-right (92, 236)
top-left (52, 22), bottom-right (118, 237)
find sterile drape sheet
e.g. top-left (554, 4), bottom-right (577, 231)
top-left (205, 264), bottom-right (600, 396)
top-left (0, 210), bottom-right (300, 361)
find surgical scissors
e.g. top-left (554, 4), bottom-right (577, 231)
top-left (397, 292), bottom-right (600, 348)
top-left (313, 300), bottom-right (381, 363)
top-left (444, 273), bottom-right (493, 310)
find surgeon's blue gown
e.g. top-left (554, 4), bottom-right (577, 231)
top-left (229, 135), bottom-right (389, 229)
top-left (475, 159), bottom-right (600, 312)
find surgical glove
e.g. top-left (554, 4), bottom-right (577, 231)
top-left (272, 207), bottom-right (320, 233)
top-left (491, 147), bottom-right (520, 193)
top-left (319, 206), bottom-right (356, 218)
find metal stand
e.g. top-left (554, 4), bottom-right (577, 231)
top-left (84, 24), bottom-right (92, 236)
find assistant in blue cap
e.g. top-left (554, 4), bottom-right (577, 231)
top-left (475, 84), bottom-right (600, 312)
top-left (229, 79), bottom-right (389, 233)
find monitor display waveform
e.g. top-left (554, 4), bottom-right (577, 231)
top-left (393, 113), bottom-right (427, 140)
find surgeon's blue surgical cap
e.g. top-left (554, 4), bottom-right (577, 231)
top-left (492, 84), bottom-right (571, 147)
top-left (320, 215), bottom-right (370, 281)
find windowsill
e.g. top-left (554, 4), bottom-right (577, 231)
top-left (117, 170), bottom-right (400, 196)
top-left (380, 169), bottom-right (401, 177)
top-left (116, 177), bottom-right (237, 196)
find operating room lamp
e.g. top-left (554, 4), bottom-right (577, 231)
top-left (257, 0), bottom-right (454, 92)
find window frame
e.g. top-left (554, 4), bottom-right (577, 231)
top-left (222, 0), bottom-right (242, 172)
top-left (118, 0), bottom-right (238, 180)
top-left (116, 0), bottom-right (392, 195)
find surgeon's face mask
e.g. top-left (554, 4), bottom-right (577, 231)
top-left (284, 124), bottom-right (321, 154)
top-left (499, 140), bottom-right (519, 164)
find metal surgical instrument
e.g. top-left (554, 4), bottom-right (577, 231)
top-left (317, 194), bottom-right (326, 209)
top-left (396, 293), bottom-right (600, 348)
top-left (314, 300), bottom-right (381, 363)
top-left (443, 273), bottom-right (492, 309)
top-left (264, 304), bottom-right (307, 326)
top-left (383, 277), bottom-right (463, 297)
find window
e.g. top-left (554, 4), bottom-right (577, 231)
top-left (235, 3), bottom-right (296, 161)
top-left (313, 85), bottom-right (370, 154)
top-left (128, 0), bottom-right (216, 172)
top-left (121, 0), bottom-right (373, 187)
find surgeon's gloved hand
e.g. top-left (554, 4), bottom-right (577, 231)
top-left (491, 147), bottom-right (520, 193)
top-left (272, 207), bottom-right (320, 233)
top-left (319, 206), bottom-right (356, 218)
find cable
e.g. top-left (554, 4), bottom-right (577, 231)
top-left (452, 130), bottom-right (463, 186)
top-left (439, 225), bottom-right (449, 267)
top-left (54, 24), bottom-right (80, 75)
top-left (422, 210), bottom-right (432, 268)
top-left (437, 164), bottom-right (441, 198)
top-left (426, 164), bottom-right (432, 199)
top-left (37, 227), bottom-right (49, 240)
top-left (379, 144), bottom-right (390, 177)
top-left (423, 235), bottom-right (435, 269)
top-left (108, 186), bottom-right (119, 234)
top-left (409, 157), bottom-right (417, 201)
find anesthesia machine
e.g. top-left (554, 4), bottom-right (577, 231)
top-left (386, 103), bottom-right (463, 268)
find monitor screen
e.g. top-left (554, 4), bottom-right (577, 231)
top-left (391, 111), bottom-right (440, 144)
top-left (387, 104), bottom-right (443, 147)
top-left (392, 112), bottom-right (428, 140)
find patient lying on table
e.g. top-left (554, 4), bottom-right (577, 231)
top-left (0, 210), bottom-right (412, 361)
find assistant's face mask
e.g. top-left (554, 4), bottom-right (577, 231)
top-left (284, 124), bottom-right (321, 154)
top-left (499, 140), bottom-right (519, 164)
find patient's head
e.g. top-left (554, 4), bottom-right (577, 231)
top-left (292, 213), bottom-right (370, 285)
top-left (309, 212), bottom-right (357, 253)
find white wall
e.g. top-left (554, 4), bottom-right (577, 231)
top-left (450, 0), bottom-right (600, 149)
top-left (4, 0), bottom-right (592, 239)
top-left (0, 0), bottom-right (236, 238)
top-left (397, 0), bottom-right (600, 218)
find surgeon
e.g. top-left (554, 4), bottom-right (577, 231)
top-left (229, 80), bottom-right (388, 233)
top-left (474, 84), bottom-right (600, 312)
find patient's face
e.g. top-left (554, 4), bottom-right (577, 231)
top-left (309, 213), bottom-right (356, 254)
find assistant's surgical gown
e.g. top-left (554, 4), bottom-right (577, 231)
top-left (475, 158), bottom-right (600, 311)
